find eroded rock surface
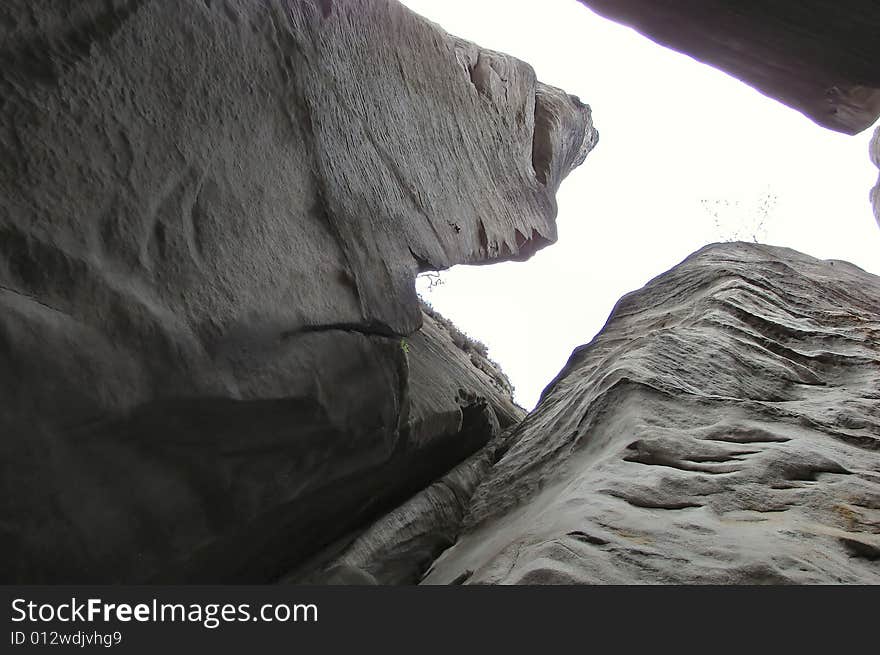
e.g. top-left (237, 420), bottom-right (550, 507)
top-left (0, 0), bottom-right (592, 582)
top-left (424, 243), bottom-right (880, 584)
top-left (578, 1), bottom-right (880, 134)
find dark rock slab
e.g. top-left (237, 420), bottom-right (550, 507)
top-left (424, 243), bottom-right (880, 584)
top-left (578, 1), bottom-right (880, 134)
top-left (0, 0), bottom-right (592, 582)
top-left (287, 431), bottom-right (510, 585)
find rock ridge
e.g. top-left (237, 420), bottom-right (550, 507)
top-left (423, 242), bottom-right (880, 584)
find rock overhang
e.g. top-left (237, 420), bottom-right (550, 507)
top-left (0, 0), bottom-right (594, 583)
top-left (577, 0), bottom-right (880, 135)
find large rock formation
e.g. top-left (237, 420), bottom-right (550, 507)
top-left (424, 243), bottom-right (880, 584)
top-left (0, 0), bottom-right (595, 582)
top-left (578, 1), bottom-right (880, 134)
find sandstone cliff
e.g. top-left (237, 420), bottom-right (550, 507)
top-left (3, 0), bottom-right (877, 587)
top-left (424, 243), bottom-right (880, 584)
top-left (0, 0), bottom-right (595, 582)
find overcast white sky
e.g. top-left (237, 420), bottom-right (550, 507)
top-left (402, 0), bottom-right (880, 410)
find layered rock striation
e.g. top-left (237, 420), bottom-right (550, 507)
top-left (0, 0), bottom-right (595, 582)
top-left (424, 243), bottom-right (880, 584)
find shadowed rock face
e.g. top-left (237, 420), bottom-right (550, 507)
top-left (424, 243), bottom-right (880, 584)
top-left (285, 430), bottom-right (512, 585)
top-left (0, 0), bottom-right (594, 582)
top-left (578, 1), bottom-right (880, 134)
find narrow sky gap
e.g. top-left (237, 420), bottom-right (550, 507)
top-left (404, 0), bottom-right (880, 410)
